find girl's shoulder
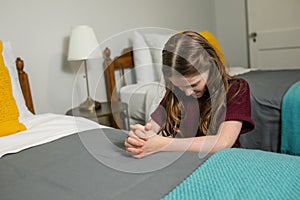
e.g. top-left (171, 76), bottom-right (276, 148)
top-left (228, 78), bottom-right (250, 96)
top-left (229, 78), bottom-right (249, 89)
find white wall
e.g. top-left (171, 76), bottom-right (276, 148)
top-left (0, 0), bottom-right (247, 114)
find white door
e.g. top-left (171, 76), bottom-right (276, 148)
top-left (247, 0), bottom-right (300, 69)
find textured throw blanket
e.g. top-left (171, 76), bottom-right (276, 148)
top-left (281, 81), bottom-right (300, 155)
top-left (163, 148), bottom-right (300, 200)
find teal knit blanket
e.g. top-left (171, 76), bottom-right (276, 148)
top-left (281, 80), bottom-right (300, 155)
top-left (163, 148), bottom-right (300, 200)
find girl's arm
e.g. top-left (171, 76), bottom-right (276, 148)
top-left (160, 121), bottom-right (242, 152)
top-left (126, 120), bottom-right (242, 158)
top-left (145, 119), bottom-right (161, 133)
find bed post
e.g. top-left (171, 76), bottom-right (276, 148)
top-left (103, 47), bottom-right (118, 102)
top-left (16, 57), bottom-right (35, 114)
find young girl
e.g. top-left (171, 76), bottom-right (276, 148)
top-left (125, 31), bottom-right (254, 158)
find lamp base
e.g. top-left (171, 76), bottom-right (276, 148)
top-left (79, 97), bottom-right (101, 112)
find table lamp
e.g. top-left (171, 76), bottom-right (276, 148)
top-left (68, 25), bottom-right (101, 111)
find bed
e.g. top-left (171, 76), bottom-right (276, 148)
top-left (1, 39), bottom-right (300, 200)
top-left (103, 31), bottom-right (300, 153)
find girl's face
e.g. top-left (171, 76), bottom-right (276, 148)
top-left (169, 70), bottom-right (209, 98)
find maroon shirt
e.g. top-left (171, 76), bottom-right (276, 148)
top-left (151, 78), bottom-right (255, 147)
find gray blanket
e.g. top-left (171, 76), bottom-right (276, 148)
top-left (0, 128), bottom-right (211, 200)
top-left (238, 69), bottom-right (300, 152)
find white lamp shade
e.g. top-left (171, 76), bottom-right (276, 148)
top-left (68, 25), bottom-right (99, 61)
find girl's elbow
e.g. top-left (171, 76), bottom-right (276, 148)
top-left (213, 141), bottom-right (233, 152)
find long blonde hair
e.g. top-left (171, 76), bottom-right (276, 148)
top-left (160, 31), bottom-right (236, 137)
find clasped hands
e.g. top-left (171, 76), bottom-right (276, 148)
top-left (124, 123), bottom-right (162, 158)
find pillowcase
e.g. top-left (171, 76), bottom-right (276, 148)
top-left (199, 30), bottom-right (226, 66)
top-left (2, 41), bottom-right (32, 118)
top-left (132, 31), bottom-right (156, 84)
top-left (143, 33), bottom-right (173, 81)
top-left (0, 40), bottom-right (26, 137)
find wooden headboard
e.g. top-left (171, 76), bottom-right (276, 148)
top-left (103, 47), bottom-right (134, 102)
top-left (15, 57), bottom-right (35, 114)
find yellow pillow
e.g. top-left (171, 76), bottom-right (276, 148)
top-left (0, 40), bottom-right (26, 137)
top-left (199, 31), bottom-right (226, 66)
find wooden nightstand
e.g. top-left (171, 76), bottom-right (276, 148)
top-left (66, 101), bottom-right (129, 130)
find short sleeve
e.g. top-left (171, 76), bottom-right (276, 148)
top-left (150, 99), bottom-right (167, 127)
top-left (225, 79), bottom-right (255, 134)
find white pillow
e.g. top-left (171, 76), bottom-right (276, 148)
top-left (132, 31), bottom-right (156, 84)
top-left (2, 41), bottom-right (32, 117)
top-left (144, 33), bottom-right (172, 64)
top-left (143, 33), bottom-right (173, 81)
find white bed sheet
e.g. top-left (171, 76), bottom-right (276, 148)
top-left (227, 66), bottom-right (255, 76)
top-left (0, 113), bottom-right (106, 158)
